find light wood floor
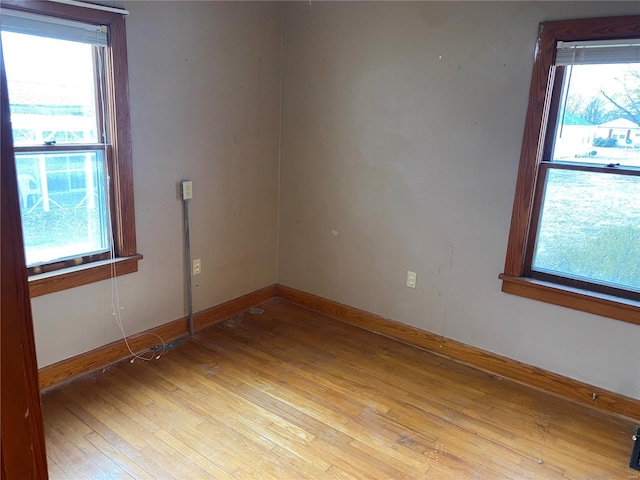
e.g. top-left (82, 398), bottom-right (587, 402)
top-left (42, 300), bottom-right (637, 479)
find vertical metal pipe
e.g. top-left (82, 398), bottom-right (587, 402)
top-left (183, 198), bottom-right (194, 336)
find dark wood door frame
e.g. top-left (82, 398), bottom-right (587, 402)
top-left (1, 39), bottom-right (49, 479)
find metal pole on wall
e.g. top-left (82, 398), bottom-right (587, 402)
top-left (181, 180), bottom-right (194, 336)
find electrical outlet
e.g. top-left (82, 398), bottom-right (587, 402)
top-left (193, 258), bottom-right (201, 275)
top-left (182, 180), bottom-right (193, 200)
top-left (406, 271), bottom-right (417, 288)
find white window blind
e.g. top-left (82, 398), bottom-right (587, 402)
top-left (48, 0), bottom-right (128, 15)
top-left (0, 8), bottom-right (107, 46)
top-left (556, 39), bottom-right (640, 66)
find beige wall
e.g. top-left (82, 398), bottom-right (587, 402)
top-left (278, 1), bottom-right (640, 398)
top-left (30, 1), bottom-right (640, 401)
top-left (32, 1), bottom-right (283, 367)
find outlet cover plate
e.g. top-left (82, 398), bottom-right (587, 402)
top-left (407, 271), bottom-right (417, 288)
top-left (182, 181), bottom-right (193, 200)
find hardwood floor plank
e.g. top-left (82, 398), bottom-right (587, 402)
top-left (43, 422), bottom-right (105, 480)
top-left (83, 432), bottom-right (157, 480)
top-left (163, 349), bottom-right (317, 445)
top-left (54, 391), bottom-right (176, 479)
top-left (128, 359), bottom-right (300, 479)
top-left (44, 459), bottom-right (67, 480)
top-left (269, 445), bottom-right (340, 479)
top-left (214, 359), bottom-right (438, 474)
top-left (192, 324), bottom-right (599, 479)
top-left (152, 429), bottom-right (237, 480)
top-left (105, 368), bottom-right (206, 430)
top-left (43, 402), bottom-right (134, 480)
top-left (201, 329), bottom-right (399, 417)
top-left (41, 301), bottom-right (636, 479)
top-left (198, 326), bottom-right (529, 477)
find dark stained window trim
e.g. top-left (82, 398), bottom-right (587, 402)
top-left (501, 15), bottom-right (640, 325)
top-left (3, 0), bottom-right (140, 296)
top-left (29, 254), bottom-right (142, 298)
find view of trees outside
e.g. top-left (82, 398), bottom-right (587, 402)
top-left (2, 31), bottom-right (110, 266)
top-left (534, 63), bottom-right (640, 292)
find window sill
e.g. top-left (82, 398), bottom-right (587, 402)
top-left (499, 274), bottom-right (640, 326)
top-left (29, 254), bottom-right (143, 298)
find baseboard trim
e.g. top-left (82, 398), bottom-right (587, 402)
top-left (38, 284), bottom-right (277, 391)
top-left (276, 284), bottom-right (640, 423)
top-left (39, 282), bottom-right (640, 422)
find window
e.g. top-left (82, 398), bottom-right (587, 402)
top-left (1, 1), bottom-right (140, 297)
top-left (501, 16), bottom-right (640, 325)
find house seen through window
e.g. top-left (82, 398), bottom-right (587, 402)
top-left (533, 61), bottom-right (640, 297)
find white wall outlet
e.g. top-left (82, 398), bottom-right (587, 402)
top-left (182, 180), bottom-right (193, 200)
top-left (193, 258), bottom-right (201, 275)
top-left (406, 271), bottom-right (417, 288)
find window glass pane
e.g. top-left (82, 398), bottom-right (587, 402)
top-left (552, 63), bottom-right (640, 167)
top-left (16, 151), bottom-right (110, 266)
top-left (1, 31), bottom-right (99, 145)
top-left (533, 169), bottom-right (640, 292)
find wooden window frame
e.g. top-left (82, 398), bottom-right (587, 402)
top-left (2, 0), bottom-right (141, 298)
top-left (500, 15), bottom-right (640, 326)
